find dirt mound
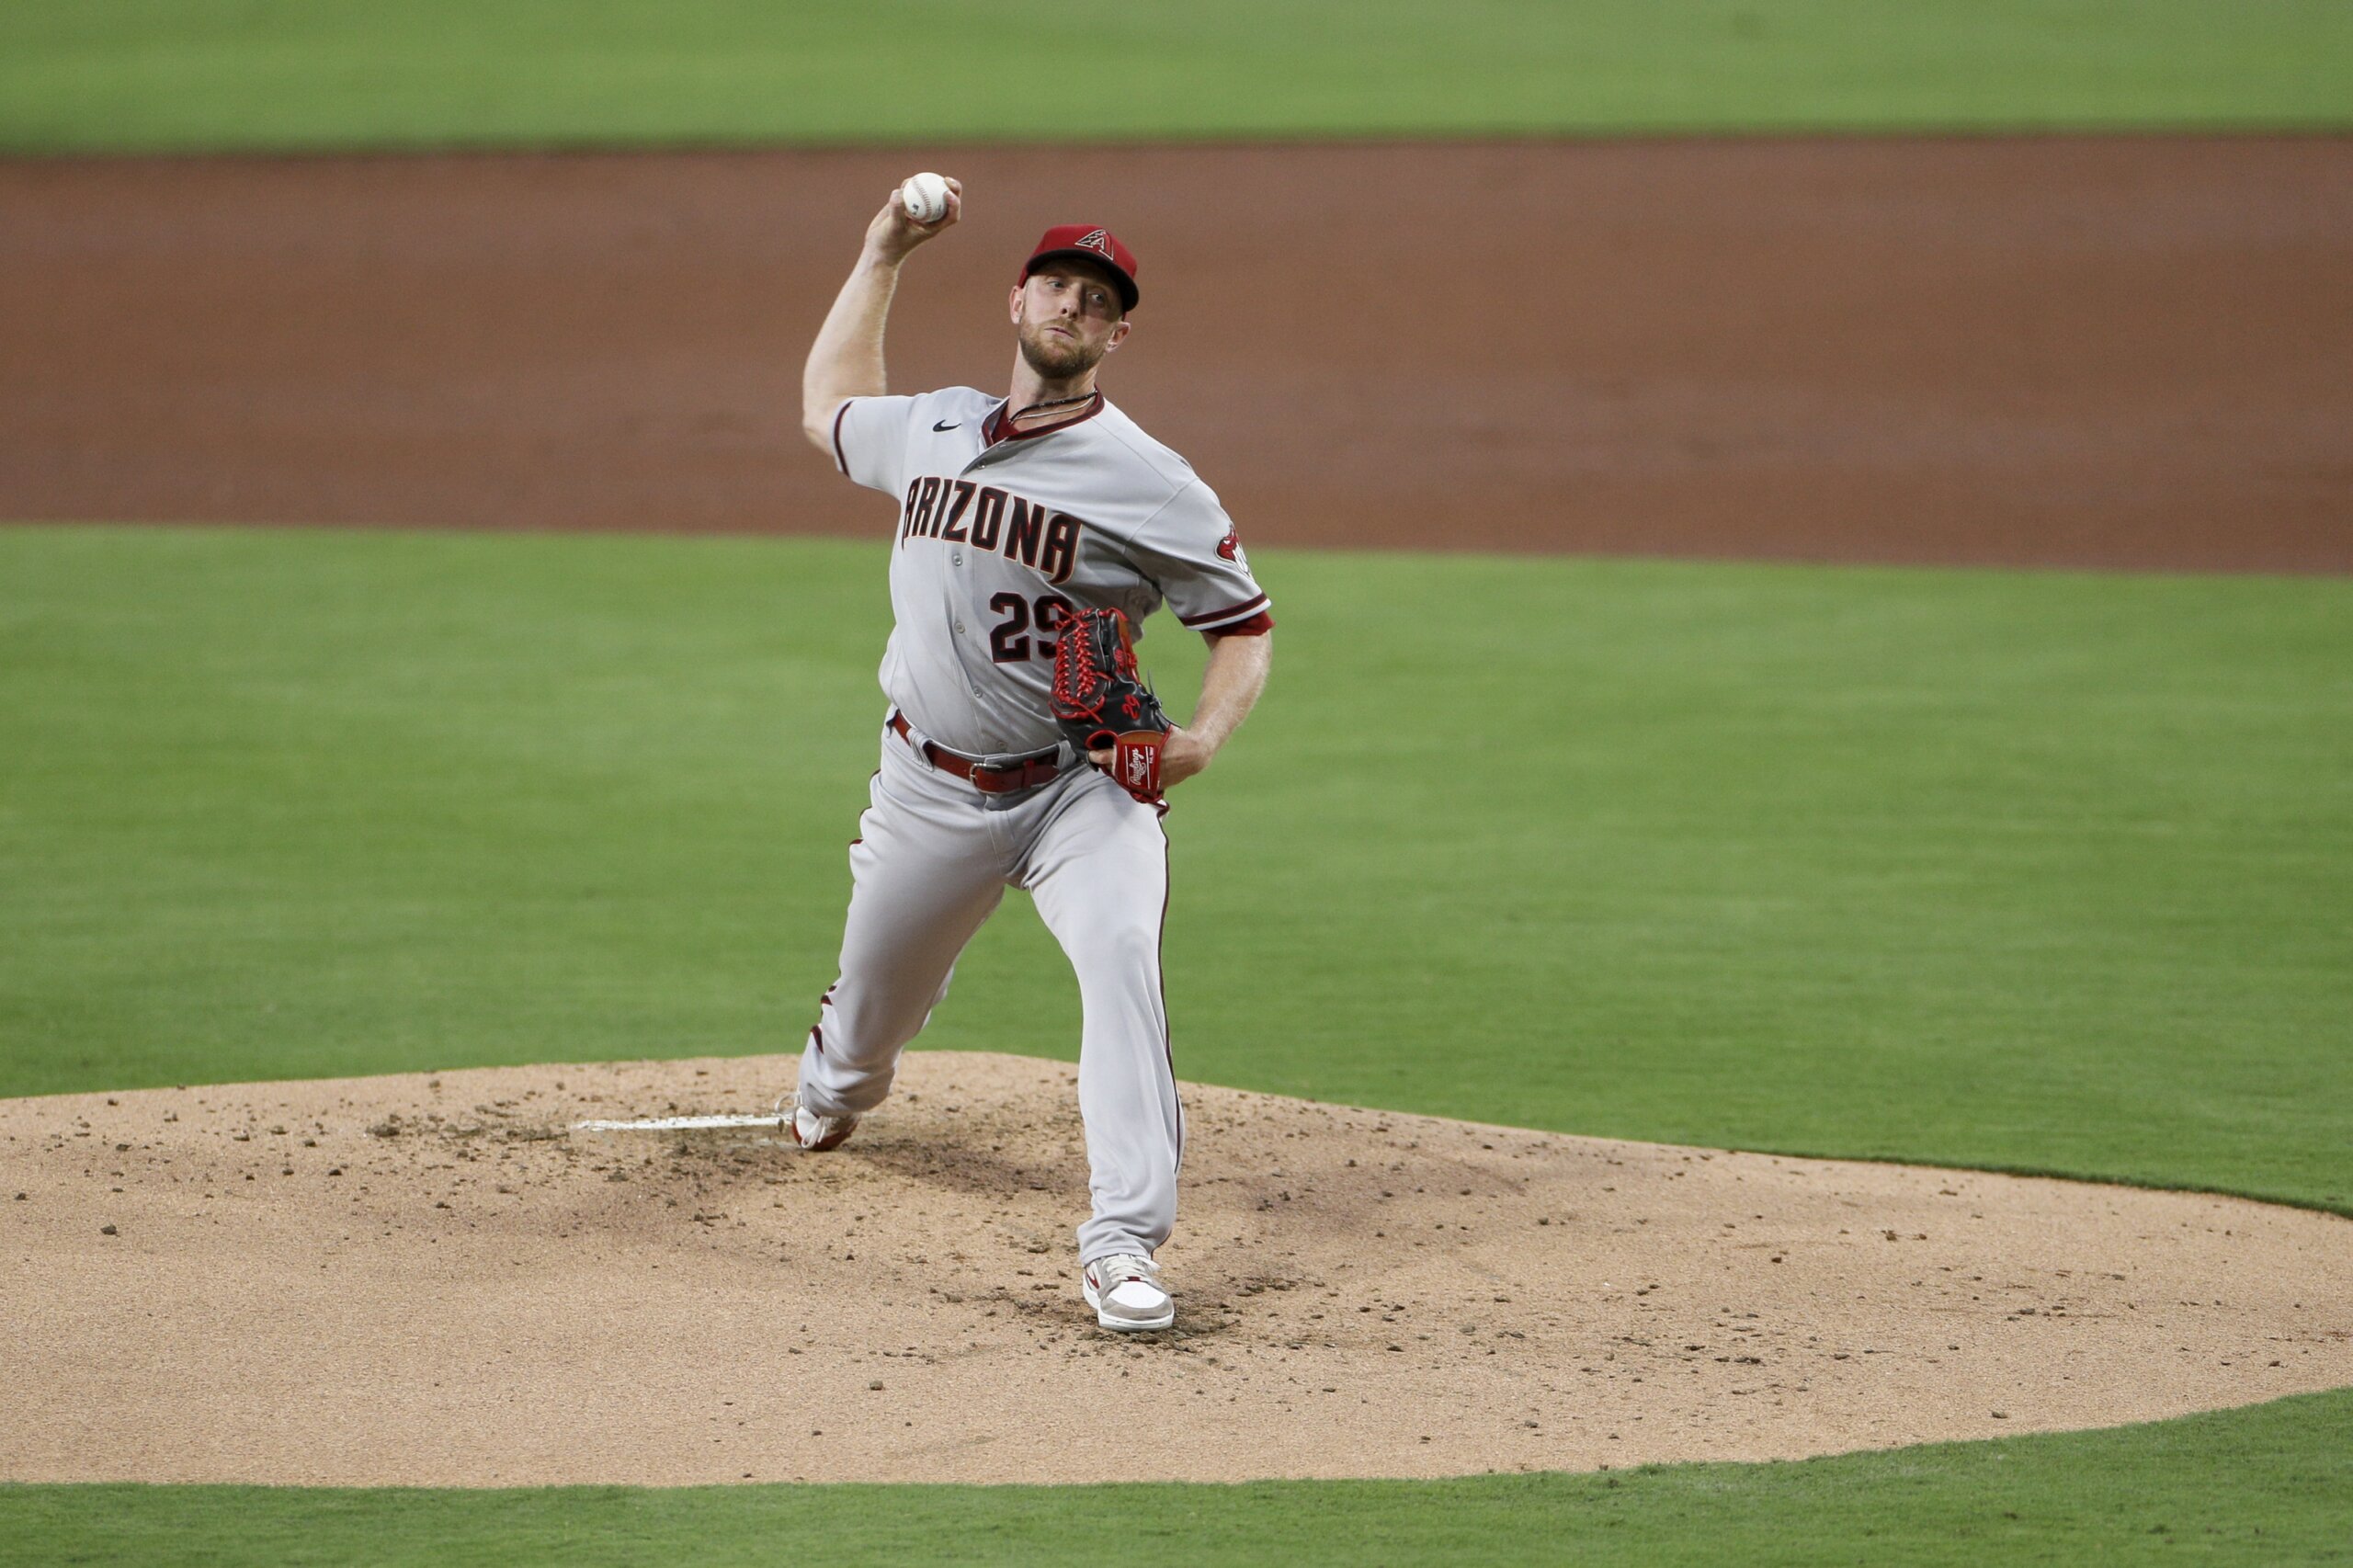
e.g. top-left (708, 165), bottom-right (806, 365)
top-left (3, 1051), bottom-right (2345, 1486)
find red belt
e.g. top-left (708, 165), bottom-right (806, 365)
top-left (890, 712), bottom-right (1063, 794)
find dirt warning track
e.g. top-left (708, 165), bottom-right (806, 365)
top-left (2, 139), bottom-right (2347, 571)
top-left (5, 1052), bottom-right (2346, 1487)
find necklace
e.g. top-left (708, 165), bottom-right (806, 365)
top-left (1009, 391), bottom-right (1098, 423)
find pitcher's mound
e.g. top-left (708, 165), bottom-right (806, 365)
top-left (5, 1051), bottom-right (2346, 1486)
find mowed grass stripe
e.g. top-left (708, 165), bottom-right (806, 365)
top-left (2, 1390), bottom-right (2347, 1567)
top-left (3, 527), bottom-right (2347, 1217)
top-left (4, 0), bottom-right (2351, 153)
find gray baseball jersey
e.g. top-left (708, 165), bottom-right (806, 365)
top-left (831, 388), bottom-right (1271, 757)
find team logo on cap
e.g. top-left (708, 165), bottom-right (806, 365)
top-left (1075, 229), bottom-right (1115, 258)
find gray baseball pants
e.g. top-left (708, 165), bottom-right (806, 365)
top-left (793, 717), bottom-right (1181, 1265)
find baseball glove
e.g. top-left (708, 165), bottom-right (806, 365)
top-left (1050, 608), bottom-right (1171, 803)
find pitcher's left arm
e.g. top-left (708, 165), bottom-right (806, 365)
top-left (1097, 628), bottom-right (1270, 789)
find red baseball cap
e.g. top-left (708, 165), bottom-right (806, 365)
top-left (1020, 225), bottom-right (1140, 312)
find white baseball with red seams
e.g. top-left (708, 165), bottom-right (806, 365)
top-left (899, 172), bottom-right (950, 223)
top-left (799, 383), bottom-right (1272, 1290)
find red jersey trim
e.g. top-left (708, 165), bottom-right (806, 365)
top-left (830, 400), bottom-right (854, 475)
top-left (1179, 592), bottom-right (1271, 630)
top-left (983, 392), bottom-right (1106, 447)
top-left (1205, 610), bottom-right (1275, 638)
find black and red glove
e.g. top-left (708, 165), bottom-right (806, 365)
top-left (1050, 608), bottom-right (1172, 803)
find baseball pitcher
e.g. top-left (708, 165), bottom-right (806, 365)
top-left (790, 175), bottom-right (1276, 1332)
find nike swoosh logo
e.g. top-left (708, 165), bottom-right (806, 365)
top-left (933, 419), bottom-right (961, 431)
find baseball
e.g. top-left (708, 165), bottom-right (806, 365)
top-left (900, 172), bottom-right (950, 224)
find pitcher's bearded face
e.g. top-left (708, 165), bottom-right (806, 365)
top-left (1012, 263), bottom-right (1130, 378)
top-left (1018, 314), bottom-right (1107, 377)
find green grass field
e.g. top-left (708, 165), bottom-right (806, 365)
top-left (4, 0), bottom-right (2350, 153)
top-left (3, 524), bottom-right (2348, 1562)
top-left (5, 528), bottom-right (2347, 1210)
top-left (6, 1389), bottom-right (2349, 1567)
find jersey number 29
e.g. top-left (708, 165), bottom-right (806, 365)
top-left (987, 592), bottom-right (1074, 663)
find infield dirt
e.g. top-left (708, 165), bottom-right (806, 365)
top-left (6, 1051), bottom-right (2347, 1487)
top-left (4, 138), bottom-right (2348, 571)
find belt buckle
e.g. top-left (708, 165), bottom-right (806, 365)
top-left (974, 752), bottom-right (1056, 793)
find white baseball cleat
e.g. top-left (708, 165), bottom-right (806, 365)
top-left (779, 1090), bottom-right (858, 1153)
top-left (1082, 1253), bottom-right (1175, 1332)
